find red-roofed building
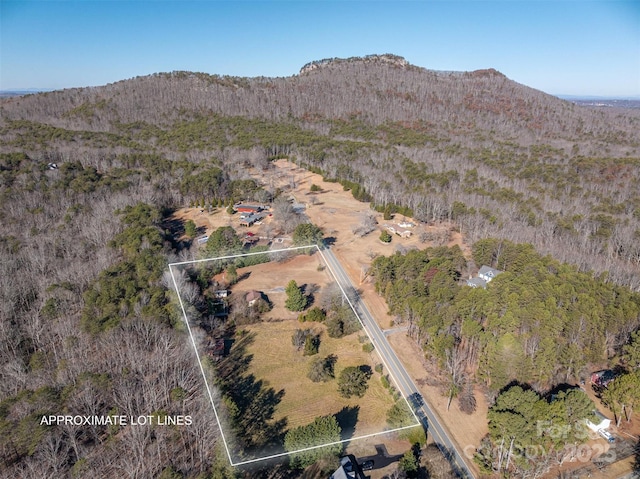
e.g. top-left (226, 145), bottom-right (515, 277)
top-left (235, 204), bottom-right (262, 214)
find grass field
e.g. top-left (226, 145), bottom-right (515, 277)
top-left (190, 252), bottom-right (414, 459)
top-left (244, 318), bottom-right (398, 438)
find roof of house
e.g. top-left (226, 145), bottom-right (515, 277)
top-left (246, 290), bottom-right (261, 302)
top-left (235, 204), bottom-right (261, 211)
top-left (330, 455), bottom-right (366, 479)
top-left (593, 410), bottom-right (611, 422)
top-left (212, 339), bottom-right (225, 354)
top-left (478, 265), bottom-right (502, 278)
top-left (385, 224), bottom-right (411, 236)
top-left (240, 212), bottom-right (265, 224)
top-left (467, 277), bottom-right (487, 289)
top-left (586, 410), bottom-right (612, 431)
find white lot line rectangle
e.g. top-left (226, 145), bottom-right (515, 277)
top-left (169, 245), bottom-right (420, 467)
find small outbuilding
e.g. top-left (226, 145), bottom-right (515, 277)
top-left (586, 410), bottom-right (612, 433)
top-left (398, 221), bottom-right (415, 228)
top-left (591, 369), bottom-right (616, 389)
top-left (246, 290), bottom-right (262, 306)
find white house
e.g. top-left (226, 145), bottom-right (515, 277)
top-left (478, 265), bottom-right (502, 283)
top-left (586, 410), bottom-right (611, 434)
top-left (466, 265), bottom-right (503, 289)
top-left (385, 224), bottom-right (412, 238)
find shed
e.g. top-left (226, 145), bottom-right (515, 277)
top-left (586, 411), bottom-right (612, 433)
top-left (591, 369), bottom-right (616, 388)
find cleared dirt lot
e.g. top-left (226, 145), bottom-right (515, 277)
top-left (265, 159), bottom-right (470, 263)
top-left (224, 252), bottom-right (331, 322)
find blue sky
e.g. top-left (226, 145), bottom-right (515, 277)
top-left (1, 1), bottom-right (639, 97)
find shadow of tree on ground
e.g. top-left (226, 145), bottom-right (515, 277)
top-left (334, 405), bottom-right (359, 443)
top-left (212, 331), bottom-right (288, 461)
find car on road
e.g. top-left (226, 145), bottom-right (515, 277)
top-left (408, 392), bottom-right (424, 409)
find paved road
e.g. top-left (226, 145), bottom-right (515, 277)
top-left (319, 247), bottom-right (475, 479)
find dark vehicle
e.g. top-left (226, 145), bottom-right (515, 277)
top-left (409, 392), bottom-right (424, 409)
top-left (360, 460), bottom-right (374, 471)
top-left (591, 369), bottom-right (616, 389)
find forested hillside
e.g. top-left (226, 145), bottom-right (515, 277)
top-left (370, 241), bottom-right (640, 476)
top-left (371, 240), bottom-right (640, 393)
top-left (1, 54), bottom-right (640, 477)
top-left (2, 54), bottom-right (639, 290)
top-left (0, 155), bottom-right (249, 477)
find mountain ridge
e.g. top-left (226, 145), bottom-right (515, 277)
top-left (3, 55), bottom-right (637, 149)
